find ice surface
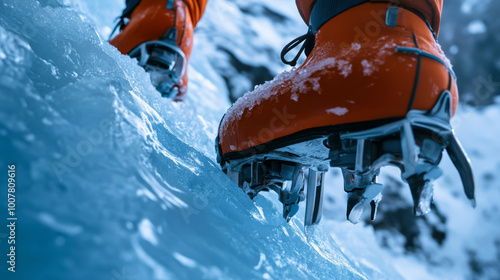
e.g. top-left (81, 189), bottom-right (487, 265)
top-left (1, 0), bottom-right (498, 279)
top-left (0, 0), bottom-right (402, 279)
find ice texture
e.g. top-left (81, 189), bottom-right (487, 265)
top-left (1, 0), bottom-right (499, 279)
top-left (0, 0), bottom-right (401, 279)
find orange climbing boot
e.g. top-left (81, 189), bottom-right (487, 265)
top-left (109, 0), bottom-right (207, 100)
top-left (216, 0), bottom-right (475, 227)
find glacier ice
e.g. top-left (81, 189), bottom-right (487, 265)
top-left (3, 0), bottom-right (499, 279)
top-left (0, 0), bottom-right (403, 279)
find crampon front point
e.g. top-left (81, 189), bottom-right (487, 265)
top-left (218, 91), bottom-right (475, 229)
top-left (128, 39), bottom-right (187, 98)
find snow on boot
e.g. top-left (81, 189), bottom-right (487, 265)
top-left (109, 0), bottom-right (205, 100)
top-left (215, 1), bottom-right (475, 229)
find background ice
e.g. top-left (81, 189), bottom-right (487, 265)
top-left (0, 0), bottom-right (499, 279)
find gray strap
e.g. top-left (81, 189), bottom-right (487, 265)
top-left (386, 7), bottom-right (399, 27)
top-left (166, 0), bottom-right (175, 10)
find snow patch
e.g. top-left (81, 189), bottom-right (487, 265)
top-left (361, 60), bottom-right (375, 76)
top-left (337, 60), bottom-right (352, 77)
top-left (326, 107), bottom-right (349, 116)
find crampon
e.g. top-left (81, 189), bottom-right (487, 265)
top-left (108, 0), bottom-right (195, 100)
top-left (218, 91), bottom-right (475, 229)
top-left (128, 37), bottom-right (186, 98)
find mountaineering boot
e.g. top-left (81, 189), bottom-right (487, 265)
top-left (109, 0), bottom-right (207, 100)
top-left (216, 0), bottom-right (475, 228)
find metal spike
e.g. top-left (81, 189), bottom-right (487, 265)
top-left (346, 190), bottom-right (365, 224)
top-left (304, 169), bottom-right (325, 228)
top-left (281, 167), bottom-right (304, 221)
top-left (346, 183), bottom-right (383, 224)
top-left (446, 133), bottom-right (476, 206)
top-left (284, 204), bottom-right (299, 222)
top-left (290, 167), bottom-right (304, 195)
top-left (355, 139), bottom-right (366, 173)
top-left (370, 193), bottom-right (383, 221)
top-left (407, 174), bottom-right (434, 216)
top-left (401, 120), bottom-right (419, 179)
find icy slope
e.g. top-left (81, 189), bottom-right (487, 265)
top-left (0, 1), bottom-right (402, 279)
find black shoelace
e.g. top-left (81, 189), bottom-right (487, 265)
top-left (280, 26), bottom-right (316, 67)
top-left (109, 17), bottom-right (127, 40)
